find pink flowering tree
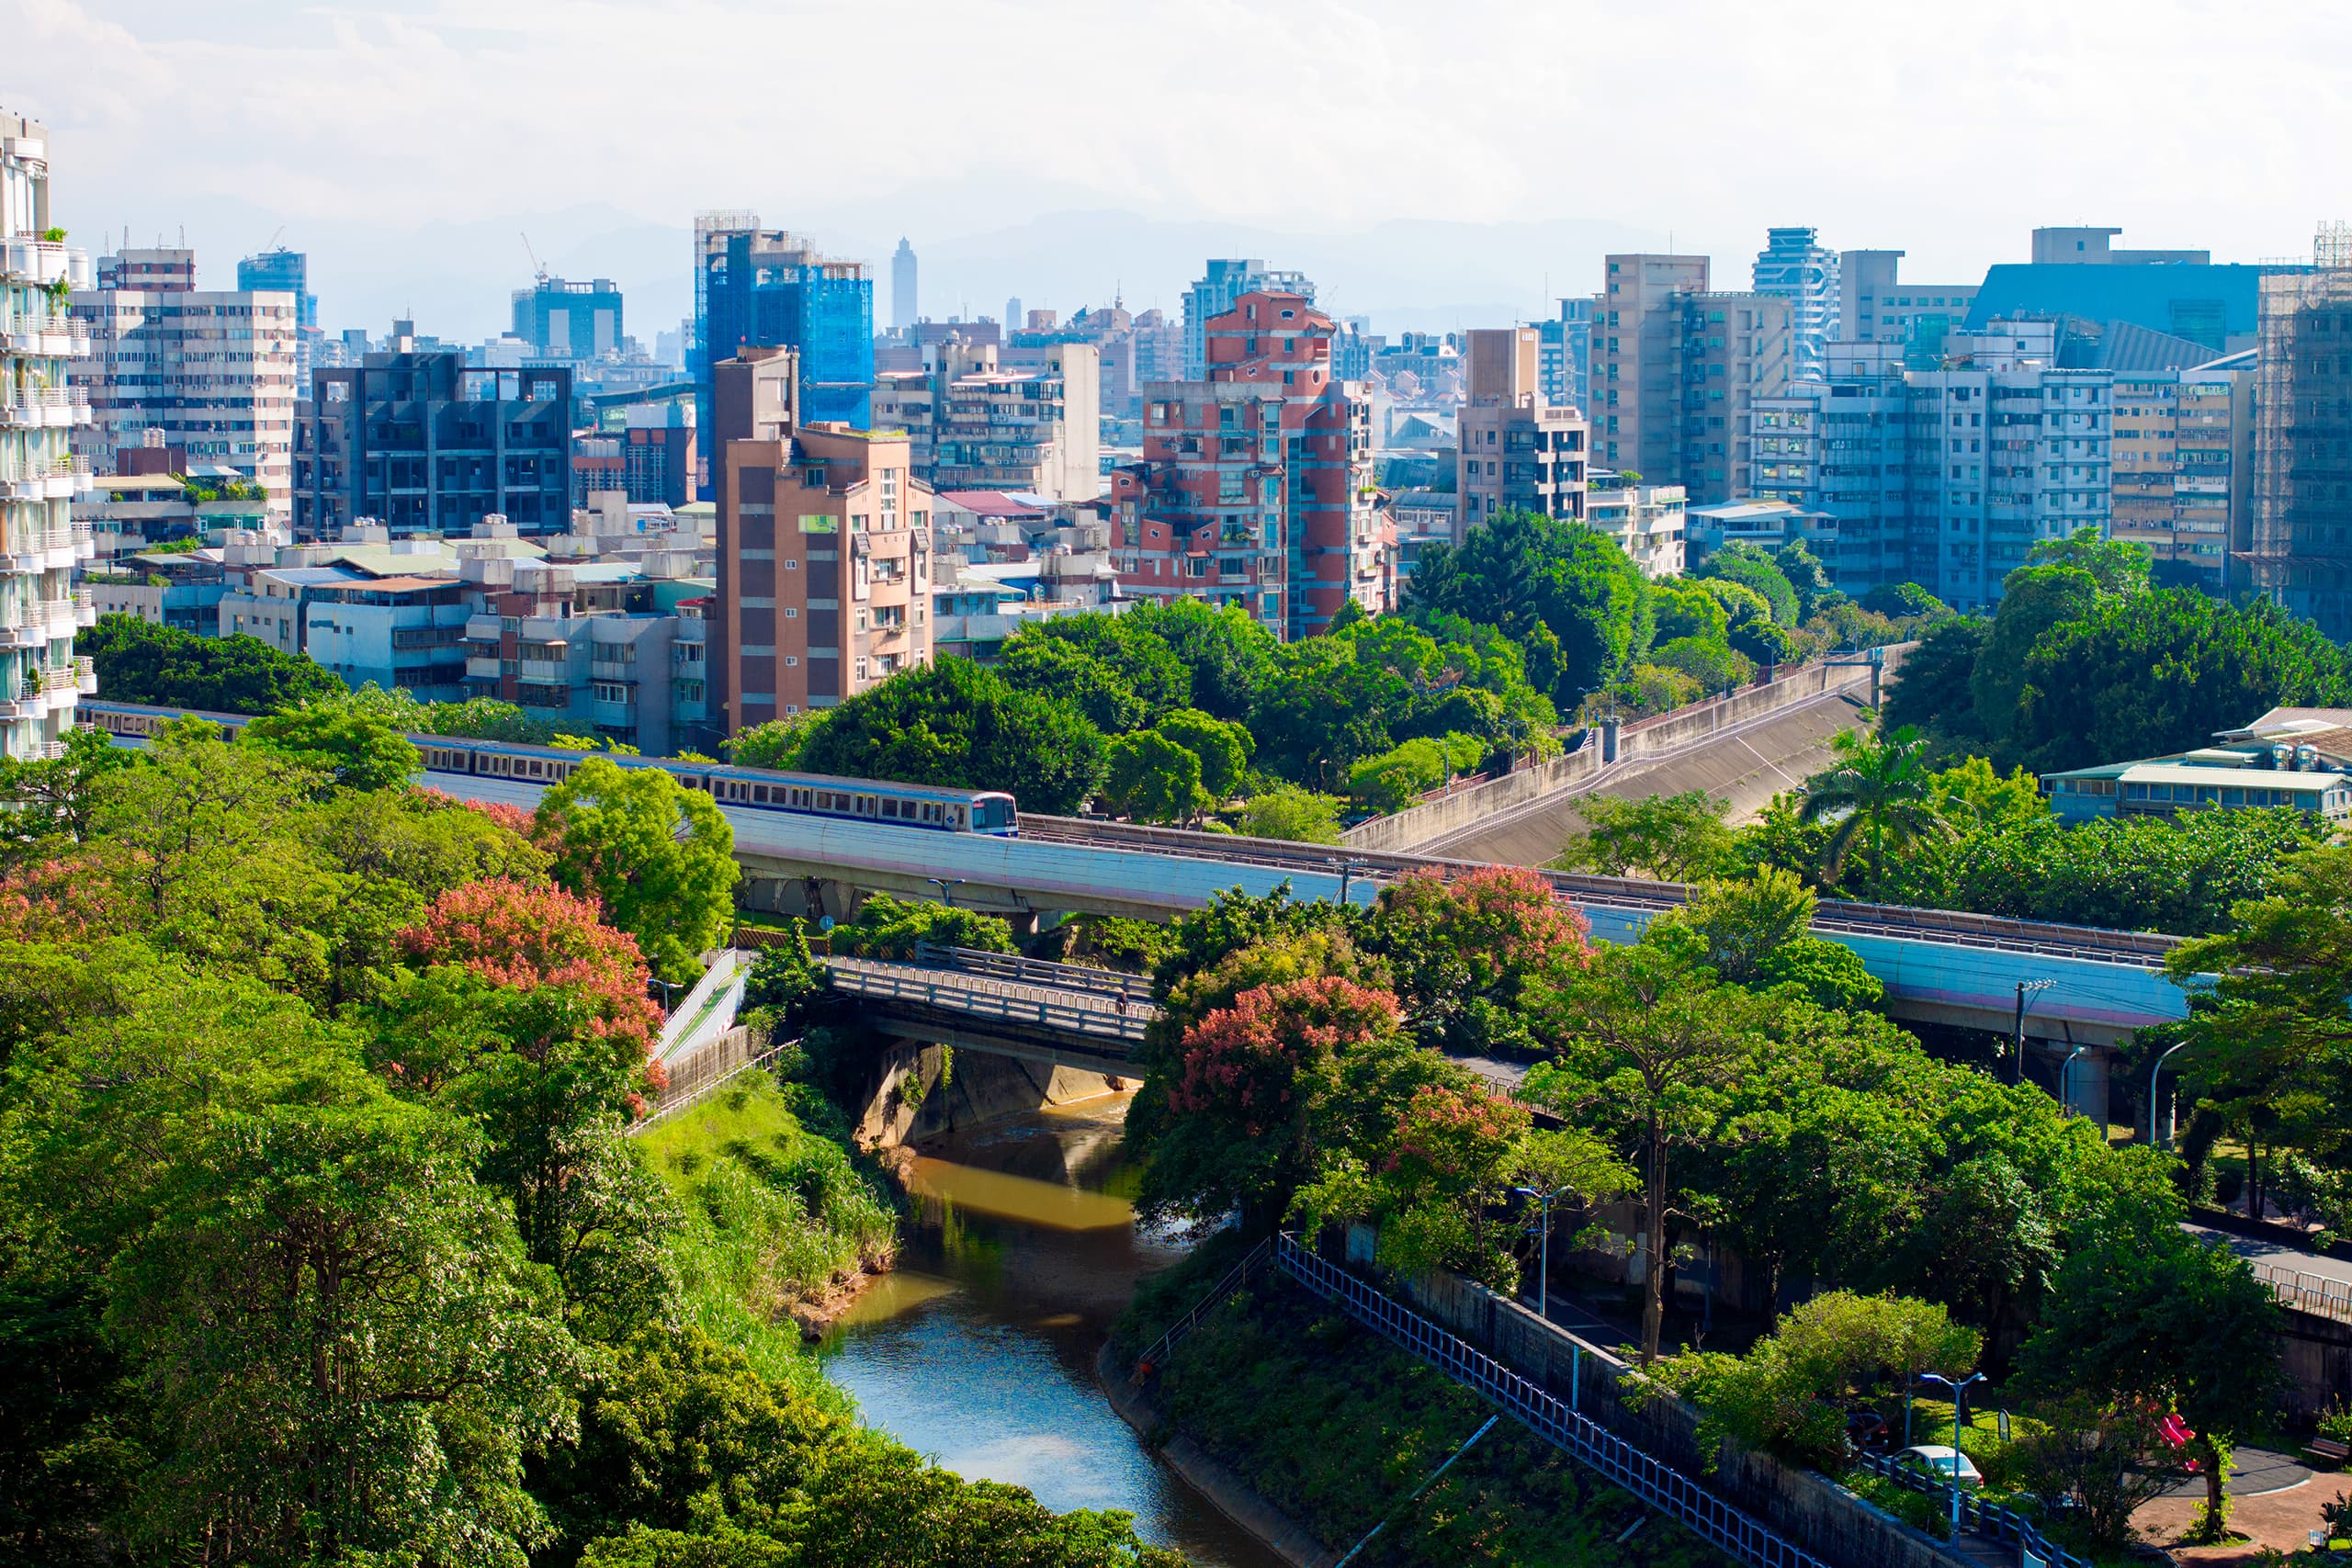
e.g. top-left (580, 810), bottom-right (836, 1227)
top-left (1369, 864), bottom-right (1592, 1055)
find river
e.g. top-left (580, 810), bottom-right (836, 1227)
top-left (817, 1092), bottom-right (1287, 1568)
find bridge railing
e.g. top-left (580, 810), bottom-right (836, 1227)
top-left (909, 942), bottom-right (1158, 1005)
top-left (1272, 1234), bottom-right (1835, 1568)
top-left (1849, 1450), bottom-right (2086, 1568)
top-left (825, 959), bottom-right (1150, 1046)
top-left (2248, 1259), bottom-right (2352, 1323)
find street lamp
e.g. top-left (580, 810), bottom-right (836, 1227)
top-left (1917, 1371), bottom-right (1988, 1537)
top-left (1511, 1184), bottom-right (1575, 1322)
top-left (925, 876), bottom-right (966, 909)
top-left (1325, 856), bottom-right (1368, 908)
top-left (2057, 1044), bottom-right (2089, 1121)
top-left (2011, 978), bottom-right (2055, 1087)
top-left (2150, 1041), bottom-right (2191, 1149)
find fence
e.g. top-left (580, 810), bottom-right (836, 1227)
top-left (629, 1032), bottom-right (799, 1134)
top-left (2250, 1259), bottom-right (2352, 1324)
top-left (825, 958), bottom-right (1151, 1045)
top-left (1135, 1237), bottom-right (1275, 1375)
top-left (1273, 1234), bottom-right (1836, 1568)
top-left (1849, 1450), bottom-right (2086, 1568)
top-left (909, 942), bottom-right (1158, 1006)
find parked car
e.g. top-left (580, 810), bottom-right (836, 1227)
top-left (1894, 1445), bottom-right (1984, 1488)
top-left (1846, 1411), bottom-right (1891, 1453)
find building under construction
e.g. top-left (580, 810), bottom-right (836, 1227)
top-left (2249, 224), bottom-right (2352, 636)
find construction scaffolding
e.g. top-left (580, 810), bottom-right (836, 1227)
top-left (2248, 224), bottom-right (2352, 637)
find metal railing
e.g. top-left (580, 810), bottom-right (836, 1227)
top-left (910, 942), bottom-right (1158, 1005)
top-left (1272, 1235), bottom-right (1834, 1568)
top-left (1134, 1236), bottom-right (1273, 1374)
top-left (1849, 1450), bottom-right (2086, 1568)
top-left (2249, 1259), bottom-right (2352, 1323)
top-left (825, 958), bottom-right (1150, 1045)
top-left (628, 1036), bottom-right (802, 1134)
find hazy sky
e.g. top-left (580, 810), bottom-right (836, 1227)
top-left (8, 0), bottom-right (2350, 338)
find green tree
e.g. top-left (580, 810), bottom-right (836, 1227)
top-left (1526, 944), bottom-right (1763, 1362)
top-left (1649, 636), bottom-right (1752, 691)
top-left (1797, 726), bottom-right (1950, 898)
top-left (1551, 790), bottom-right (1737, 883)
top-left (1773, 540), bottom-right (1836, 622)
top-left (2026, 525), bottom-right (2152, 596)
top-left (1970, 565), bottom-right (2100, 748)
top-left (1660, 867), bottom-right (1816, 984)
top-left (537, 758), bottom-right (741, 983)
top-left (77, 613), bottom-right (344, 714)
top-left (1233, 784), bottom-right (1345, 844)
top-left (344, 683), bottom-right (560, 745)
top-left (998, 633), bottom-right (1151, 734)
top-left (243, 697), bottom-right (423, 794)
top-left (1877, 615), bottom-right (1987, 744)
top-left (1102, 729), bottom-right (1211, 825)
top-left (2014, 590), bottom-right (2352, 773)
top-left (1406, 510), bottom-right (1653, 701)
top-left (1346, 736), bottom-right (1449, 814)
top-left (726, 714), bottom-right (817, 772)
top-left (792, 658), bottom-right (1108, 814)
top-left (1153, 707), bottom-right (1254, 798)
top-left (1695, 543), bottom-right (1800, 626)
top-left (1750, 936), bottom-right (1884, 1011)
top-left (2018, 1222), bottom-right (2281, 1540)
top-left (0, 724), bottom-right (132, 854)
top-left (833, 891), bottom-right (1015, 959)
top-left (1117, 598), bottom-right (1273, 721)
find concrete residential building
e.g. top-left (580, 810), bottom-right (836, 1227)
top-left (291, 352), bottom-right (572, 538)
top-left (1, 112), bottom-right (96, 760)
top-left (1583, 474), bottom-right (1686, 577)
top-left (1753, 227), bottom-right (1840, 381)
top-left (2109, 355), bottom-right (2252, 592)
top-left (1672, 291), bottom-right (1792, 506)
top-left (710, 346), bottom-right (932, 730)
top-left (1534, 297), bottom-right (1593, 412)
top-left (1838, 250), bottom-right (1981, 362)
top-left (1182, 259), bottom-right (1315, 380)
top-left (512, 276), bottom-right (623, 360)
top-left (1128, 289), bottom-right (1385, 638)
top-left (72, 249), bottom-right (300, 512)
top-left (871, 336), bottom-right (1101, 501)
top-left (1455, 326), bottom-right (1588, 539)
top-left (2249, 241), bottom-right (2352, 637)
top-left (1748, 342), bottom-right (1916, 590)
top-left (1594, 254), bottom-right (1709, 477)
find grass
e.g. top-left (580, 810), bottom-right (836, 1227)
top-left (638, 1073), bottom-right (897, 1393)
top-left (1147, 1275), bottom-right (1734, 1568)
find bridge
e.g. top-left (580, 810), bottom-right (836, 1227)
top-left (826, 945), bottom-right (1152, 1077)
top-left (430, 769), bottom-right (2192, 1065)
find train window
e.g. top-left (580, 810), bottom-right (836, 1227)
top-left (752, 785), bottom-right (769, 804)
top-left (793, 789), bottom-right (808, 807)
top-left (881, 799), bottom-right (899, 818)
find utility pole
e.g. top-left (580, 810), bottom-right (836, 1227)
top-left (2012, 978), bottom-right (2053, 1087)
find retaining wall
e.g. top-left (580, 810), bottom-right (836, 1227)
top-left (1341, 645), bottom-right (1911, 855)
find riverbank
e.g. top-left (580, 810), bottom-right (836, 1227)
top-left (1096, 1340), bottom-right (1339, 1568)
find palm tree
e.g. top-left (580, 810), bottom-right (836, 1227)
top-left (1797, 726), bottom-right (1950, 899)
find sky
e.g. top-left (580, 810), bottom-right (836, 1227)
top-left (8, 0), bottom-right (2352, 342)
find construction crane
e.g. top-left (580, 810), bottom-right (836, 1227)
top-left (520, 232), bottom-right (548, 285)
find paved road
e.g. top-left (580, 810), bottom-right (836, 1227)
top-left (661, 948), bottom-right (754, 1062)
top-left (2184, 1222), bottom-right (2352, 1287)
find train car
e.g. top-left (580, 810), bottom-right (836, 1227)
top-left (78, 701), bottom-right (1021, 837)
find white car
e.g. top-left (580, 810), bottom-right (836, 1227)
top-left (1896, 1445), bottom-right (1984, 1488)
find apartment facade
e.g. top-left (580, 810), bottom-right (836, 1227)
top-left (71, 249), bottom-right (300, 512)
top-left (0, 114), bottom-right (96, 760)
top-left (1455, 326), bottom-right (1588, 540)
top-left (1671, 291), bottom-right (1792, 506)
top-left (2109, 361), bottom-right (2251, 592)
top-left (1182, 258), bottom-right (1315, 380)
top-left (1583, 477), bottom-right (1686, 577)
top-left (290, 351), bottom-right (573, 537)
top-left (1594, 254), bottom-right (1710, 478)
top-left (1838, 250), bottom-right (1981, 362)
top-left (237, 248), bottom-right (321, 389)
top-left (2249, 256), bottom-right (2352, 637)
top-left (694, 219), bottom-right (873, 467)
top-left (711, 348), bottom-right (932, 730)
top-left (1753, 227), bottom-right (1840, 381)
top-left (870, 337), bottom-right (1101, 501)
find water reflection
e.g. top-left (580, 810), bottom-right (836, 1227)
top-left (819, 1095), bottom-right (1284, 1568)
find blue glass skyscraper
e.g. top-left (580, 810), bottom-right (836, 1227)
top-left (693, 218), bottom-right (873, 495)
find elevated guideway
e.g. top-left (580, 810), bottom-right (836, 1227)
top-left (429, 771), bottom-right (2194, 1047)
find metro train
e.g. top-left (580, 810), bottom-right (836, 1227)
top-left (79, 700), bottom-right (1022, 837)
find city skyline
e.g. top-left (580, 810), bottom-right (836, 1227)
top-left (9, 0), bottom-right (2349, 339)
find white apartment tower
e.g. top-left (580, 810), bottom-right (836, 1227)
top-left (71, 248), bottom-right (299, 515)
top-left (0, 112), bottom-right (96, 760)
top-left (1753, 227), bottom-right (1840, 382)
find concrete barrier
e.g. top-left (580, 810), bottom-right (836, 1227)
top-left (1341, 645), bottom-right (1913, 855)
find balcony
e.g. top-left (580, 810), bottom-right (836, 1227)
top-left (465, 656), bottom-right (503, 680)
top-left (589, 659), bottom-right (637, 682)
top-left (74, 656), bottom-right (95, 694)
top-left (72, 589), bottom-right (94, 628)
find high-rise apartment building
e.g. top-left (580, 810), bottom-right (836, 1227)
top-left (237, 247), bottom-right (321, 388)
top-left (291, 352), bottom-right (572, 537)
top-left (693, 217), bottom-right (874, 491)
top-left (891, 238), bottom-right (918, 334)
top-left (1455, 326), bottom-right (1588, 540)
top-left (1127, 289), bottom-right (1382, 638)
top-left (1747, 324), bottom-right (2111, 607)
top-left (1593, 254), bottom-right (1709, 477)
top-left (870, 336), bottom-right (1100, 501)
top-left (512, 276), bottom-right (623, 360)
top-left (1533, 297), bottom-right (1593, 412)
top-left (1838, 250), bottom-right (1981, 363)
top-left (1, 112), bottom-right (96, 760)
top-left (710, 345), bottom-right (933, 728)
top-left (2109, 359), bottom-right (2251, 593)
top-left (1753, 227), bottom-right (1840, 381)
top-left (1671, 291), bottom-right (1793, 507)
top-left (72, 248), bottom-right (300, 513)
top-left (2250, 235), bottom-right (2352, 637)
top-left (1182, 258), bottom-right (1315, 380)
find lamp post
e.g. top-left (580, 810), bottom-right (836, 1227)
top-left (1511, 1184), bottom-right (1574, 1322)
top-left (925, 876), bottom-right (965, 909)
top-left (1918, 1371), bottom-right (1988, 1537)
top-left (2150, 1041), bottom-right (2191, 1149)
top-left (2012, 978), bottom-right (2054, 1088)
top-left (1325, 856), bottom-right (1368, 908)
top-left (2057, 1044), bottom-right (2089, 1121)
